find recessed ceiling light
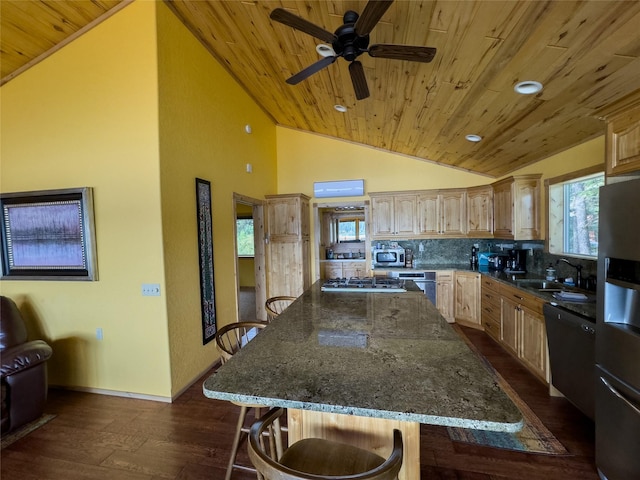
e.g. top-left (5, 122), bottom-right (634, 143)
top-left (334, 104), bottom-right (347, 113)
top-left (465, 134), bottom-right (482, 142)
top-left (316, 44), bottom-right (335, 57)
top-left (514, 81), bottom-right (543, 95)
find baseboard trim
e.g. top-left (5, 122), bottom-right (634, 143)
top-left (49, 359), bottom-right (222, 403)
top-left (51, 384), bottom-right (172, 403)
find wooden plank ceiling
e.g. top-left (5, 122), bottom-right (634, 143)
top-left (2, 0), bottom-right (640, 177)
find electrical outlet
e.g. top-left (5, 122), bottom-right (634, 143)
top-left (142, 283), bottom-right (161, 296)
top-left (96, 328), bottom-right (103, 340)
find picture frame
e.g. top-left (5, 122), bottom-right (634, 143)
top-left (196, 178), bottom-right (217, 345)
top-left (0, 187), bottom-right (98, 281)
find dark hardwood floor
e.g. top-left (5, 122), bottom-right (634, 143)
top-left (1, 326), bottom-right (597, 479)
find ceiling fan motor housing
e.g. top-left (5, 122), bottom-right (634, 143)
top-left (333, 12), bottom-right (370, 62)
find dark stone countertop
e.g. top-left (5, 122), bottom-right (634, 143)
top-left (204, 281), bottom-right (523, 432)
top-left (374, 265), bottom-right (596, 320)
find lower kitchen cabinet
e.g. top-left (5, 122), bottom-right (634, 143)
top-left (324, 262), bottom-right (343, 279)
top-left (480, 276), bottom-right (501, 340)
top-left (500, 296), bottom-right (520, 357)
top-left (323, 261), bottom-right (367, 279)
top-left (454, 271), bottom-right (481, 328)
top-left (436, 271), bottom-right (454, 323)
top-left (520, 306), bottom-right (549, 382)
top-left (499, 282), bottom-right (549, 383)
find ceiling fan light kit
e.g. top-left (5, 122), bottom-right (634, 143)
top-left (270, 0), bottom-right (436, 100)
top-left (315, 44), bottom-right (335, 57)
top-left (514, 81), bottom-right (543, 95)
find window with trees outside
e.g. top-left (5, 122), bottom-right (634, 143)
top-left (338, 217), bottom-right (366, 242)
top-left (548, 170), bottom-right (604, 259)
top-left (236, 218), bottom-right (254, 257)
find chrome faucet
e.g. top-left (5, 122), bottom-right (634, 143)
top-left (557, 258), bottom-right (582, 288)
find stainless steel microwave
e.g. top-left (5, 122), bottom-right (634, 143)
top-left (372, 247), bottom-right (405, 267)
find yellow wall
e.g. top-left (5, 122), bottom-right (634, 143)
top-left (509, 136), bottom-right (604, 179)
top-left (276, 126), bottom-right (490, 196)
top-left (0, 0), bottom-right (277, 399)
top-left (0, 1), bottom-right (171, 397)
top-left (156, 2), bottom-right (276, 396)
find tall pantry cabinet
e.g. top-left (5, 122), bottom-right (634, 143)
top-left (265, 194), bottom-right (311, 298)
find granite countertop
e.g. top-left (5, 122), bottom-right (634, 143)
top-left (477, 270), bottom-right (597, 319)
top-left (321, 258), bottom-right (367, 262)
top-left (373, 265), bottom-right (597, 319)
top-left (203, 281), bottom-right (523, 432)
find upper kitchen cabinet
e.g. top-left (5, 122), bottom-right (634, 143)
top-left (466, 185), bottom-right (493, 237)
top-left (265, 194), bottom-right (311, 298)
top-left (492, 175), bottom-right (542, 240)
top-left (597, 90), bottom-right (640, 177)
top-left (370, 193), bottom-right (417, 238)
top-left (417, 190), bottom-right (467, 237)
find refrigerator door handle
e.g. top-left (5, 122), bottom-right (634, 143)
top-left (600, 376), bottom-right (640, 416)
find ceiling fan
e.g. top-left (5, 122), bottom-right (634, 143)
top-left (270, 0), bottom-right (436, 100)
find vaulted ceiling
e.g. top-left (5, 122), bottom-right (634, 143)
top-left (3, 0), bottom-right (640, 177)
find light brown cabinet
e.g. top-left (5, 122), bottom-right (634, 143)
top-left (370, 193), bottom-right (417, 238)
top-left (323, 262), bottom-right (343, 279)
top-left (600, 92), bottom-right (640, 176)
top-left (322, 261), bottom-right (367, 279)
top-left (492, 174), bottom-right (542, 240)
top-left (436, 271), bottom-right (454, 323)
top-left (343, 261), bottom-right (367, 278)
top-left (265, 194), bottom-right (310, 298)
top-left (466, 185), bottom-right (493, 237)
top-left (417, 190), bottom-right (466, 237)
top-left (498, 282), bottom-right (549, 382)
top-left (454, 271), bottom-right (481, 328)
top-left (480, 276), bottom-right (501, 340)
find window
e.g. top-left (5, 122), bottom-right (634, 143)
top-left (236, 218), bottom-right (254, 256)
top-left (337, 217), bottom-right (366, 242)
top-left (548, 171), bottom-right (604, 258)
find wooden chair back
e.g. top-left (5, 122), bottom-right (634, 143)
top-left (265, 296), bottom-right (296, 322)
top-left (215, 321), bottom-right (267, 364)
top-left (248, 407), bottom-right (403, 480)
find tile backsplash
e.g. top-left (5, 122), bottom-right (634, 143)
top-left (371, 238), bottom-right (597, 282)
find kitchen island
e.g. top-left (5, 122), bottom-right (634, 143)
top-left (203, 281), bottom-right (523, 479)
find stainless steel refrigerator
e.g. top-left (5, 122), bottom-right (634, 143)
top-left (596, 178), bottom-right (640, 480)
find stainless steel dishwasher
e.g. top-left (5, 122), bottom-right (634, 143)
top-left (543, 303), bottom-right (596, 420)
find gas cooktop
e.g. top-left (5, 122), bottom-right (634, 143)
top-left (321, 277), bottom-right (407, 293)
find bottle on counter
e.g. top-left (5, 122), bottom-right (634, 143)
top-left (546, 264), bottom-right (556, 281)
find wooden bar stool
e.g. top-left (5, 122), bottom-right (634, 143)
top-left (215, 322), bottom-right (283, 480)
top-left (265, 296), bottom-right (296, 322)
top-left (248, 407), bottom-right (403, 480)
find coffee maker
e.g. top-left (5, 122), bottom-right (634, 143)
top-left (508, 249), bottom-right (528, 273)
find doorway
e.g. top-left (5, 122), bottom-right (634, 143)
top-left (313, 200), bottom-right (371, 281)
top-left (233, 193), bottom-right (267, 322)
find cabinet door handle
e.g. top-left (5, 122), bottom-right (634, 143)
top-left (600, 376), bottom-right (640, 416)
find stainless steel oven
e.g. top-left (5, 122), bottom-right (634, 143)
top-left (388, 271), bottom-right (436, 304)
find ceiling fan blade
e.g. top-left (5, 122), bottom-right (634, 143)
top-left (368, 44), bottom-right (437, 63)
top-left (270, 8), bottom-right (337, 44)
top-left (349, 61), bottom-right (370, 100)
top-left (286, 56), bottom-right (337, 85)
top-left (355, 0), bottom-right (394, 36)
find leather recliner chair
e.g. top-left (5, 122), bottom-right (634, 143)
top-left (1, 296), bottom-right (52, 434)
